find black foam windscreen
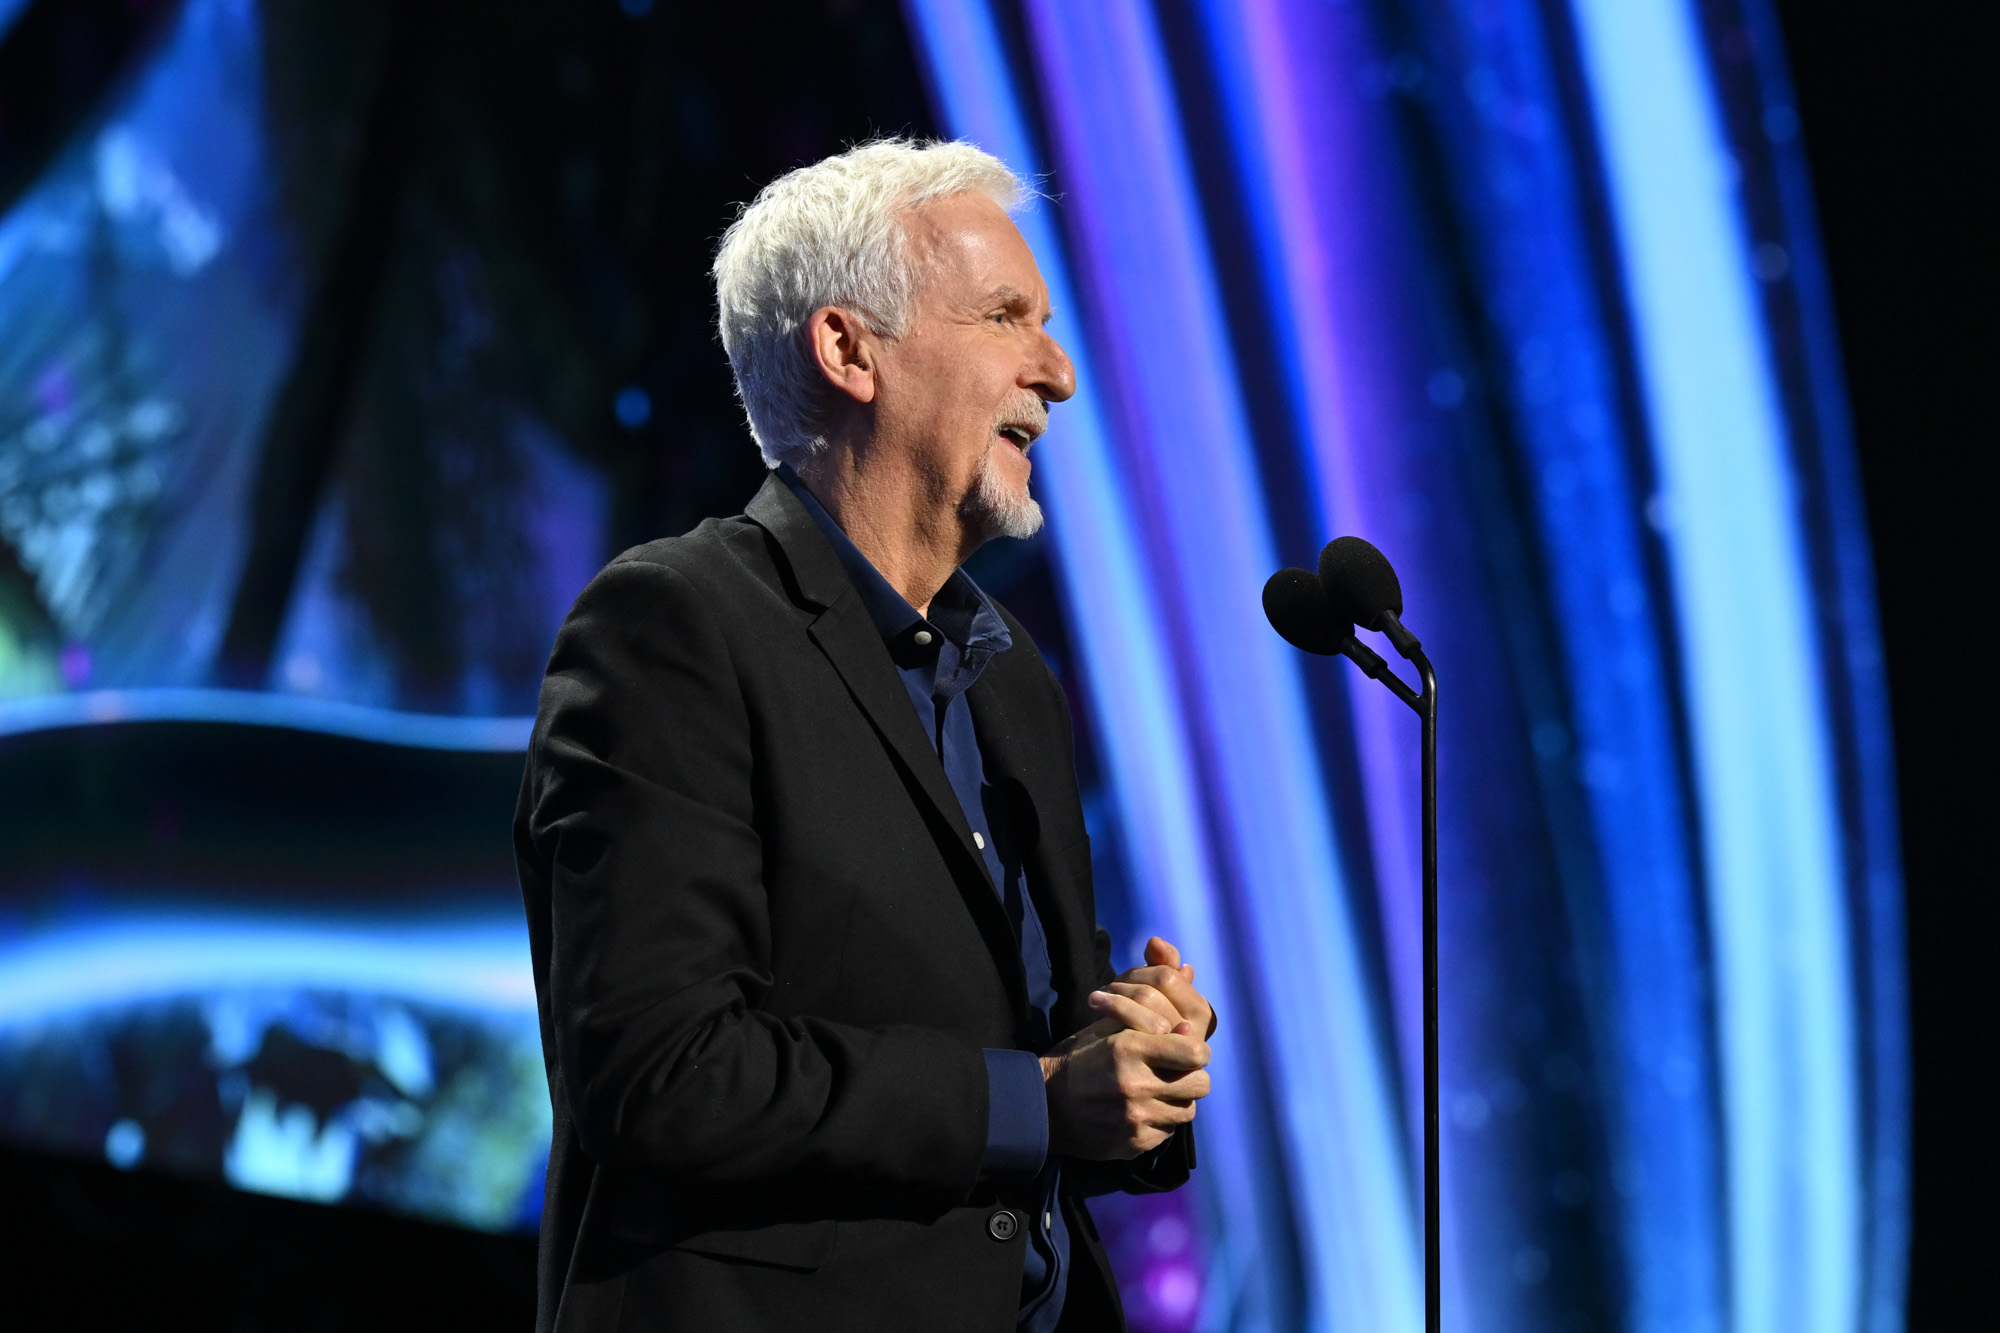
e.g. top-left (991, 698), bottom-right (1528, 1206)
top-left (1262, 567), bottom-right (1348, 655)
top-left (1318, 535), bottom-right (1404, 631)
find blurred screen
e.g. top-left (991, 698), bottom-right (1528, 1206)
top-left (0, 713), bottom-right (548, 1232)
top-left (0, 0), bottom-right (562, 1232)
top-left (0, 0), bottom-right (936, 1241)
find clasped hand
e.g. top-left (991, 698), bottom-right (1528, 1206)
top-left (1038, 936), bottom-right (1216, 1160)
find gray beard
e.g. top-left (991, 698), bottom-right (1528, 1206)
top-left (960, 444), bottom-right (1044, 541)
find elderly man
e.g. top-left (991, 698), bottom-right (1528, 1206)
top-left (515, 139), bottom-right (1216, 1333)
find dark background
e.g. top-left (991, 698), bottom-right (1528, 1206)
top-left (1774, 1), bottom-right (1999, 1325)
top-left (0, 1), bottom-right (1988, 1327)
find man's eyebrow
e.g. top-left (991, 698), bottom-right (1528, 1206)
top-left (985, 285), bottom-right (1052, 321)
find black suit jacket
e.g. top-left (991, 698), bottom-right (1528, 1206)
top-left (515, 474), bottom-right (1192, 1333)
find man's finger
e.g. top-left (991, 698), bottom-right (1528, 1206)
top-left (1112, 1030), bottom-right (1211, 1072)
top-left (1114, 966), bottom-right (1214, 1028)
top-left (1135, 1097), bottom-right (1200, 1128)
top-left (1152, 1063), bottom-right (1210, 1093)
top-left (1145, 936), bottom-right (1183, 969)
top-left (1115, 964), bottom-right (1190, 997)
top-left (1071, 1015), bottom-right (1124, 1044)
top-left (1130, 963), bottom-right (1217, 1039)
top-left (1131, 1079), bottom-right (1211, 1117)
top-left (1147, 1069), bottom-right (1212, 1105)
top-left (1098, 981), bottom-right (1182, 1028)
top-left (1087, 990), bottom-right (1175, 1035)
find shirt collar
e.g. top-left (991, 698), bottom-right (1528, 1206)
top-left (776, 464), bottom-right (1013, 659)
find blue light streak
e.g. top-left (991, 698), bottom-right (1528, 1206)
top-left (1015, 3), bottom-right (1418, 1325)
top-left (871, 4), bottom-right (1898, 1326)
top-left (0, 0), bottom-right (31, 44)
top-left (899, 4), bottom-right (1290, 1324)
top-left (0, 687), bottom-right (531, 750)
top-left (0, 913), bottom-right (538, 1028)
top-left (1184, 0), bottom-right (1434, 1165)
top-left (1567, 2), bottom-right (1860, 1329)
top-left (1195, 0), bottom-right (1733, 1323)
top-left (1185, 17), bottom-right (1491, 1271)
top-left (907, 2), bottom-right (1420, 1327)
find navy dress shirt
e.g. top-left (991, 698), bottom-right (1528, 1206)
top-left (780, 467), bottom-right (1071, 1332)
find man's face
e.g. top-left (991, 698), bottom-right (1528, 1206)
top-left (871, 193), bottom-right (1076, 543)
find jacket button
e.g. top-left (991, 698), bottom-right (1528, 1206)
top-left (987, 1208), bottom-right (1020, 1242)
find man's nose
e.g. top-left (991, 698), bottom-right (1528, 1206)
top-left (1031, 331), bottom-right (1077, 404)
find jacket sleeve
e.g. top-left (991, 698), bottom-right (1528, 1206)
top-left (521, 554), bottom-right (988, 1203)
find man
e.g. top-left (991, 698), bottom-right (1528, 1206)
top-left (515, 139), bottom-right (1217, 1333)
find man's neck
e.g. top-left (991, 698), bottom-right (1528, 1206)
top-left (796, 450), bottom-right (977, 618)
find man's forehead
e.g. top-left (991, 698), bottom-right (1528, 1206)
top-left (908, 195), bottom-right (1049, 306)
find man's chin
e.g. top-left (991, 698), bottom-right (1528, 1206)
top-left (991, 495), bottom-right (1045, 541)
top-left (962, 473), bottom-right (1044, 542)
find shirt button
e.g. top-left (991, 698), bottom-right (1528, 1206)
top-left (973, 831), bottom-right (986, 849)
top-left (987, 1209), bottom-right (1019, 1242)
top-left (913, 630), bottom-right (934, 646)
top-left (1043, 1211), bottom-right (1053, 1230)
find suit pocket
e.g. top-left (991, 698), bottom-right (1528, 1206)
top-left (671, 1218), bottom-right (837, 1272)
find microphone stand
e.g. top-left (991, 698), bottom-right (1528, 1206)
top-left (1338, 615), bottom-right (1439, 1333)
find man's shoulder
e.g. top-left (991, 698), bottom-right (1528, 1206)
top-left (583, 510), bottom-right (795, 611)
top-left (604, 511), bottom-right (770, 580)
top-left (543, 509), bottom-right (810, 676)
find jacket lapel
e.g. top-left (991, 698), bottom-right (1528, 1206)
top-left (746, 477), bottom-right (1026, 1005)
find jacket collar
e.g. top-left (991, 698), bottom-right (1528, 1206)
top-left (744, 468), bottom-right (851, 611)
top-left (774, 464), bottom-right (1014, 708)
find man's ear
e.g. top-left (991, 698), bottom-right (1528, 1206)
top-left (806, 306), bottom-right (878, 405)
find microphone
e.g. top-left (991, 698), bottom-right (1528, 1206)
top-left (1261, 563), bottom-right (1413, 703)
top-left (1319, 535), bottom-right (1421, 659)
top-left (1261, 567), bottom-right (1347, 656)
top-left (1264, 534), bottom-right (1440, 1333)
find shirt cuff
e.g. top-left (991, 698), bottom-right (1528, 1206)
top-left (981, 1048), bottom-right (1049, 1179)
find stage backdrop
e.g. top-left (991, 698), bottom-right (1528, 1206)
top-left (901, 1), bottom-right (1904, 1331)
top-left (0, 1), bottom-right (1902, 1331)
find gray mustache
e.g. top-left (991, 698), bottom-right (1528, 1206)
top-left (996, 398), bottom-right (1049, 438)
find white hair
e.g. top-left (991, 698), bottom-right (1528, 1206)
top-left (712, 138), bottom-right (1030, 469)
